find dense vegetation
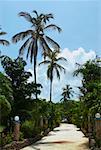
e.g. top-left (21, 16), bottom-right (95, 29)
top-left (74, 58), bottom-right (101, 146)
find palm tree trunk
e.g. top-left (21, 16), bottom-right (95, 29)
top-left (34, 56), bottom-right (37, 99)
top-left (34, 39), bottom-right (38, 100)
top-left (50, 77), bottom-right (52, 102)
top-left (49, 77), bottom-right (53, 130)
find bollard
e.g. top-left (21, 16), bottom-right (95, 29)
top-left (95, 113), bottom-right (101, 144)
top-left (13, 116), bottom-right (20, 141)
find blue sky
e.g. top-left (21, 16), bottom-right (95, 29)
top-left (0, 0), bottom-right (100, 101)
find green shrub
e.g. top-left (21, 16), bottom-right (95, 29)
top-left (21, 120), bottom-right (34, 138)
top-left (21, 120), bottom-right (40, 138)
top-left (0, 133), bottom-right (13, 146)
top-left (0, 95), bottom-right (11, 125)
top-left (19, 131), bottom-right (24, 141)
top-left (5, 133), bottom-right (13, 144)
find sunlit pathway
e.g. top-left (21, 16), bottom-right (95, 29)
top-left (21, 123), bottom-right (89, 150)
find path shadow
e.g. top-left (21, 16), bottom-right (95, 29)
top-left (34, 140), bottom-right (74, 146)
top-left (53, 129), bottom-right (60, 132)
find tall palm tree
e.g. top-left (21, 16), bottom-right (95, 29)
top-left (60, 84), bottom-right (74, 102)
top-left (12, 10), bottom-right (61, 99)
top-left (39, 50), bottom-right (67, 102)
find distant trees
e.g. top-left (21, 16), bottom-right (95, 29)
top-left (12, 10), bottom-right (61, 99)
top-left (60, 84), bottom-right (74, 102)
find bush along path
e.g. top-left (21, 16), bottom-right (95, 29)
top-left (21, 123), bottom-right (89, 150)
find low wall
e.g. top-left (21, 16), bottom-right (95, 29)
top-left (3, 128), bottom-right (50, 150)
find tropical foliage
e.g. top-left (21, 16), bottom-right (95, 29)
top-left (74, 58), bottom-right (101, 133)
top-left (0, 56), bottom-right (42, 119)
top-left (0, 95), bottom-right (11, 125)
top-left (0, 72), bottom-right (13, 104)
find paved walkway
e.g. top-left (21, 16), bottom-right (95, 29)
top-left (21, 123), bottom-right (89, 150)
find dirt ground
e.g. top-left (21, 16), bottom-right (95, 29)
top-left (21, 123), bottom-right (89, 150)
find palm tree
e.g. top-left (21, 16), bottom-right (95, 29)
top-left (60, 84), bottom-right (74, 102)
top-left (12, 11), bottom-right (61, 99)
top-left (39, 50), bottom-right (67, 102)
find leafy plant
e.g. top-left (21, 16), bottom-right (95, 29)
top-left (21, 120), bottom-right (39, 138)
top-left (0, 95), bottom-right (11, 125)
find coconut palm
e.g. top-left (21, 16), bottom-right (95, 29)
top-left (12, 10), bottom-right (61, 99)
top-left (60, 84), bottom-right (74, 102)
top-left (39, 50), bottom-right (67, 102)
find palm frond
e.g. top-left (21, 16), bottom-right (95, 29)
top-left (39, 60), bottom-right (50, 66)
top-left (19, 38), bottom-right (31, 56)
top-left (33, 10), bottom-right (38, 17)
top-left (56, 63), bottom-right (66, 73)
top-left (12, 30), bottom-right (33, 43)
top-left (57, 57), bottom-right (67, 62)
top-left (45, 36), bottom-right (60, 50)
top-left (26, 41), bottom-right (33, 59)
top-left (42, 13), bottom-right (54, 23)
top-left (40, 36), bottom-right (52, 52)
top-left (44, 24), bottom-right (62, 32)
top-left (0, 32), bottom-right (7, 36)
top-left (60, 97), bottom-right (64, 101)
top-left (55, 67), bottom-right (60, 80)
top-left (19, 12), bottom-right (33, 23)
top-left (41, 45), bottom-right (47, 59)
top-left (73, 68), bottom-right (82, 76)
top-left (0, 40), bottom-right (9, 46)
top-left (45, 13), bottom-right (53, 19)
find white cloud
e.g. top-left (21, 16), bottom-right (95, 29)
top-left (28, 47), bottom-right (96, 102)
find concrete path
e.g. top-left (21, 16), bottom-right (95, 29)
top-left (21, 123), bottom-right (89, 150)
